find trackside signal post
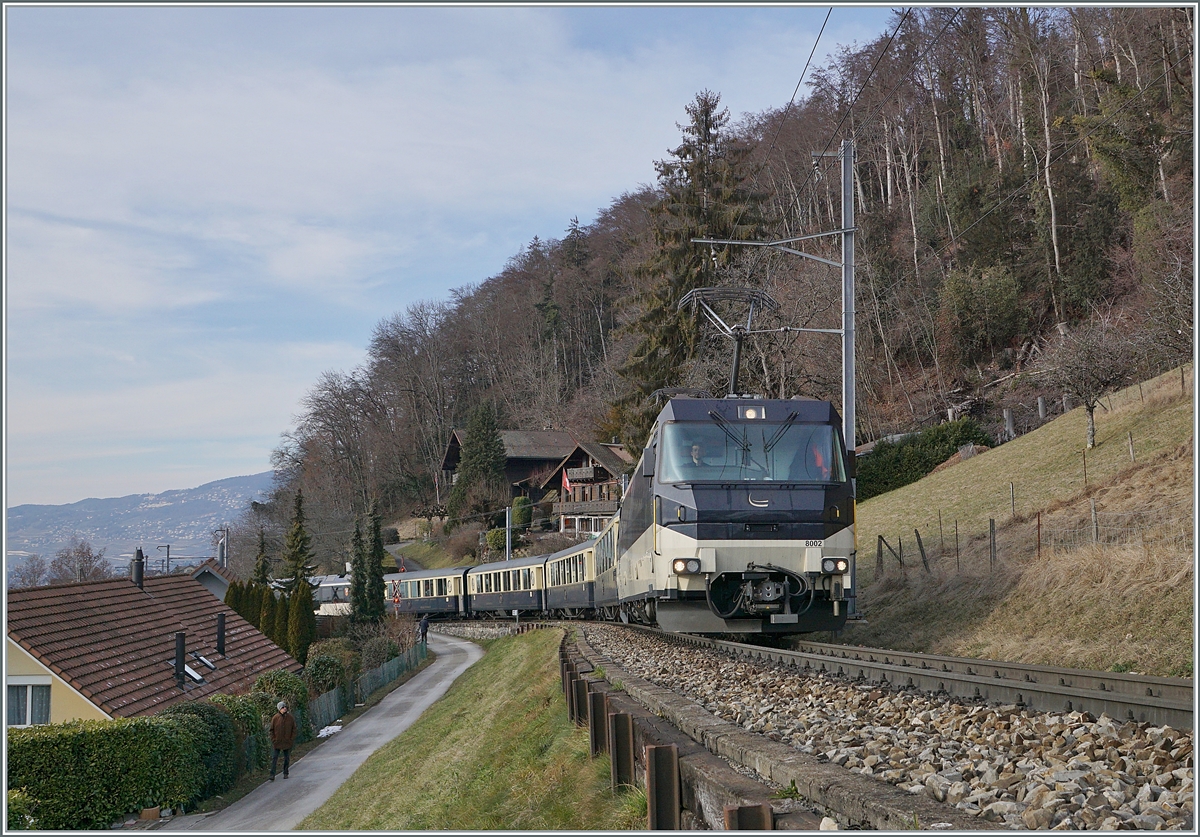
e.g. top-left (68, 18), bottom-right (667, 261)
top-left (694, 139), bottom-right (857, 456)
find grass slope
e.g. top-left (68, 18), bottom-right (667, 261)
top-left (841, 368), bottom-right (1194, 677)
top-left (395, 539), bottom-right (459, 570)
top-left (298, 629), bottom-right (644, 830)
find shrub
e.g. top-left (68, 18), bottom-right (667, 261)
top-left (361, 636), bottom-right (399, 671)
top-left (209, 692), bottom-right (270, 772)
top-left (158, 701), bottom-right (238, 799)
top-left (252, 669), bottom-right (312, 743)
top-left (485, 527), bottom-right (507, 552)
top-left (382, 526), bottom-right (400, 545)
top-left (305, 653), bottom-right (347, 695)
top-left (857, 418), bottom-right (994, 501)
top-left (6, 716), bottom-right (205, 829)
top-left (7, 789), bottom-right (37, 830)
top-left (446, 523), bottom-right (482, 561)
top-left (512, 496), bottom-right (532, 527)
top-left (308, 637), bottom-right (362, 679)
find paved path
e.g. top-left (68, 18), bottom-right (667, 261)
top-left (161, 632), bottom-right (483, 832)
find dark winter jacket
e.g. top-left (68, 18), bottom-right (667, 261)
top-left (271, 709), bottom-right (298, 750)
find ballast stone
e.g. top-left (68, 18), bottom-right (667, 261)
top-left (583, 625), bottom-right (1195, 831)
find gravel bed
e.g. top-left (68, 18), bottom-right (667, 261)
top-left (584, 625), bottom-right (1194, 830)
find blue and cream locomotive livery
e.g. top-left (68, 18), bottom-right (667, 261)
top-left (388, 394), bottom-right (855, 636)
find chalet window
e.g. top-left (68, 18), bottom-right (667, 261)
top-left (7, 684), bottom-right (50, 726)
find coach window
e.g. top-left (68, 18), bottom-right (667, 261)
top-left (424, 580), bottom-right (433, 597)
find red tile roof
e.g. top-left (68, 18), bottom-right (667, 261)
top-left (190, 557), bottom-right (236, 584)
top-left (7, 575), bottom-right (301, 718)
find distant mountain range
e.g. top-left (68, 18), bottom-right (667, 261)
top-left (6, 472), bottom-right (276, 571)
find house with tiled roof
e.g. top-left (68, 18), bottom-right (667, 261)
top-left (440, 428), bottom-right (577, 500)
top-left (5, 569), bottom-right (300, 726)
top-left (540, 440), bottom-right (635, 535)
top-left (190, 557), bottom-right (236, 601)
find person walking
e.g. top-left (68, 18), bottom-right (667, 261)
top-left (269, 700), bottom-right (298, 781)
top-left (419, 614), bottom-right (429, 645)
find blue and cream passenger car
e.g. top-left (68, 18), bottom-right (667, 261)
top-left (465, 554), bottom-right (545, 616)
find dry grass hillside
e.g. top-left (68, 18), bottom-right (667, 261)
top-left (840, 367), bottom-right (1194, 677)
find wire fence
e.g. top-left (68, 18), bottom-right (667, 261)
top-left (307, 643), bottom-right (429, 731)
top-left (870, 499), bottom-right (1193, 583)
top-left (1043, 501), bottom-right (1194, 554)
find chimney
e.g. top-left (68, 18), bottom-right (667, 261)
top-left (175, 632), bottom-right (186, 686)
top-left (131, 548), bottom-right (145, 589)
top-left (216, 613), bottom-right (226, 656)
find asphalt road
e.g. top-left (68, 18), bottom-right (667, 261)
top-left (161, 631), bottom-right (483, 832)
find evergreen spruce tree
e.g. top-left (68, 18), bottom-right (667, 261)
top-left (280, 489), bottom-right (317, 593)
top-left (366, 501), bottom-right (388, 621)
top-left (272, 591), bottom-right (291, 649)
top-left (288, 582), bottom-right (317, 666)
top-left (258, 587), bottom-right (276, 634)
top-left (614, 89), bottom-right (769, 448)
top-left (445, 402), bottom-right (508, 526)
top-left (252, 529), bottom-right (272, 586)
top-left (348, 517), bottom-right (370, 622)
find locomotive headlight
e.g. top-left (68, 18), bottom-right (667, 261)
top-left (821, 557), bottom-right (849, 574)
top-left (738, 406), bottom-right (766, 420)
top-left (672, 558), bottom-right (702, 574)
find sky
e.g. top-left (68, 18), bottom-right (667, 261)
top-left (5, 3), bottom-right (897, 508)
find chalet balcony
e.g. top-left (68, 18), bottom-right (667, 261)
top-left (566, 465), bottom-right (607, 483)
top-left (553, 499), bottom-right (619, 516)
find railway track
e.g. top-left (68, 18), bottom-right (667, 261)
top-left (609, 624), bottom-right (1194, 730)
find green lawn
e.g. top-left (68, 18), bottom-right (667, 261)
top-left (298, 629), bottom-right (645, 830)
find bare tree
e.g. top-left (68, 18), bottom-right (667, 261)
top-left (10, 554), bottom-right (48, 589)
top-left (1040, 318), bottom-right (1135, 448)
top-left (47, 537), bottom-right (114, 584)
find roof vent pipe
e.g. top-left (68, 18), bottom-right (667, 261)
top-left (132, 548), bottom-right (145, 589)
top-left (216, 612), bottom-right (226, 656)
top-left (175, 632), bottom-right (186, 686)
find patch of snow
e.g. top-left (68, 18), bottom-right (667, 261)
top-left (317, 724), bottom-right (342, 738)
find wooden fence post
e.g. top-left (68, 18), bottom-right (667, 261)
top-left (915, 529), bottom-right (929, 573)
top-left (989, 519), bottom-right (996, 569)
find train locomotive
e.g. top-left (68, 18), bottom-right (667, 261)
top-left (388, 393), bottom-right (856, 636)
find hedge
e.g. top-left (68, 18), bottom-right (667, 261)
top-left (158, 701), bottom-right (238, 800)
top-left (856, 418), bottom-right (994, 501)
top-left (208, 692), bottom-right (270, 772)
top-left (6, 715), bottom-right (205, 829)
top-left (7, 789), bottom-right (37, 831)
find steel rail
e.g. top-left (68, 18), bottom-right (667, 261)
top-left (612, 624), bottom-right (1193, 730)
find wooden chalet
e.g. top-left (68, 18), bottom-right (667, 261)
top-left (540, 440), bottom-right (634, 535)
top-left (440, 429), bottom-right (577, 500)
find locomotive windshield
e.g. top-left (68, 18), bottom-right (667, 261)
top-left (659, 420), bottom-right (847, 484)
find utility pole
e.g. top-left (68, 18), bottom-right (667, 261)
top-left (692, 139), bottom-right (857, 453)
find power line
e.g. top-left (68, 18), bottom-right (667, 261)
top-left (794, 7), bottom-right (913, 202)
top-left (857, 8), bottom-right (960, 140)
top-left (760, 7), bottom-right (832, 165)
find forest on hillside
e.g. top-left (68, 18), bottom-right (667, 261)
top-left (222, 7), bottom-right (1193, 575)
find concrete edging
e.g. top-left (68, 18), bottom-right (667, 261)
top-left (572, 630), bottom-right (1000, 831)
